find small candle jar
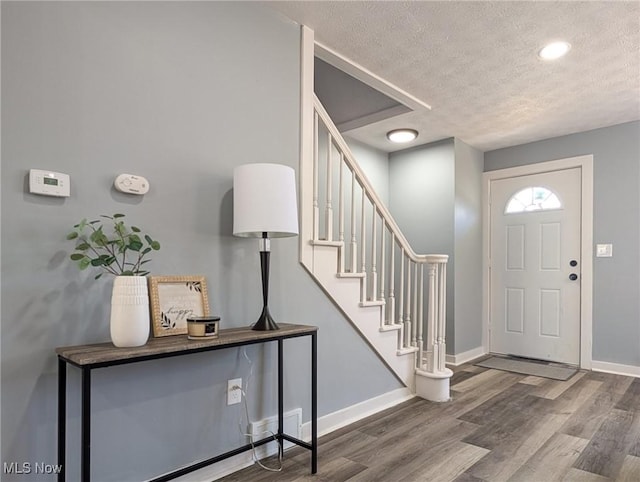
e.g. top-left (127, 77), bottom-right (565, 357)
top-left (186, 316), bottom-right (220, 340)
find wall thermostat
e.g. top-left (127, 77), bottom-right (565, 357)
top-left (29, 169), bottom-right (70, 197)
top-left (114, 174), bottom-right (149, 195)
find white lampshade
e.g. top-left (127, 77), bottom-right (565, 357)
top-left (233, 163), bottom-right (299, 238)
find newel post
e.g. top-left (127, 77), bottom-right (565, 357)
top-left (415, 255), bottom-right (453, 402)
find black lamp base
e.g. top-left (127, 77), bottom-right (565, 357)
top-left (252, 305), bottom-right (280, 331)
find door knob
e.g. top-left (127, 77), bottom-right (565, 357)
top-left (569, 273), bottom-right (578, 281)
top-left (570, 260), bottom-right (578, 267)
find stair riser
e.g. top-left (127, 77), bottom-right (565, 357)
top-left (311, 245), bottom-right (415, 388)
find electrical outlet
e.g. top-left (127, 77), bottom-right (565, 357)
top-left (227, 378), bottom-right (242, 405)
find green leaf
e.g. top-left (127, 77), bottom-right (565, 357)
top-left (91, 258), bottom-right (105, 266)
top-left (150, 241), bottom-right (161, 250)
top-left (144, 235), bottom-right (153, 244)
top-left (94, 273), bottom-right (103, 280)
top-left (131, 226), bottom-right (141, 233)
top-left (66, 232), bottom-right (79, 240)
top-left (128, 240), bottom-right (143, 252)
top-left (89, 228), bottom-right (101, 243)
top-left (115, 221), bottom-right (127, 236)
top-left (70, 253), bottom-right (86, 261)
top-left (89, 219), bottom-right (101, 224)
top-left (100, 215), bottom-right (113, 220)
top-left (79, 258), bottom-right (91, 270)
top-left (76, 242), bottom-right (91, 251)
top-left (91, 229), bottom-right (108, 247)
top-left (141, 247), bottom-right (152, 255)
top-left (113, 213), bottom-right (125, 218)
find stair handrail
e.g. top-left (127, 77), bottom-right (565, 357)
top-left (313, 94), bottom-right (444, 264)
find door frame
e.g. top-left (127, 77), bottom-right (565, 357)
top-left (483, 155), bottom-right (594, 369)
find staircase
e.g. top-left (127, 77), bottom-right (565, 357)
top-left (299, 94), bottom-right (453, 402)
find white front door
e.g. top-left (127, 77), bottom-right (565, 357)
top-left (489, 167), bottom-right (581, 364)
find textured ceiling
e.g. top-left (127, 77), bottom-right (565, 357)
top-left (270, 1), bottom-right (640, 152)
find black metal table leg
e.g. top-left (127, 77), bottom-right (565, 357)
top-left (311, 332), bottom-right (317, 474)
top-left (278, 339), bottom-right (284, 458)
top-left (58, 358), bottom-right (66, 482)
top-left (81, 367), bottom-right (91, 481)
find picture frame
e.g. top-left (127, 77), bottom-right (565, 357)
top-left (149, 275), bottom-right (210, 337)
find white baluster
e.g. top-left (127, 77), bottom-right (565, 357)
top-left (399, 247), bottom-right (405, 347)
top-left (388, 234), bottom-right (396, 324)
top-left (437, 261), bottom-right (447, 372)
top-left (313, 111), bottom-right (319, 241)
top-left (338, 154), bottom-right (345, 273)
top-left (350, 170), bottom-right (357, 273)
top-left (371, 205), bottom-right (377, 301)
top-left (405, 258), bottom-right (412, 348)
top-left (325, 133), bottom-right (333, 242)
top-left (412, 261), bottom-right (418, 347)
top-left (360, 189), bottom-right (367, 303)
top-left (417, 263), bottom-right (424, 369)
top-left (379, 223), bottom-right (386, 312)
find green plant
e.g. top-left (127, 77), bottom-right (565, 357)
top-left (67, 214), bottom-right (161, 279)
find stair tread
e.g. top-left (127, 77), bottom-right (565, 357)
top-left (337, 272), bottom-right (366, 278)
top-left (380, 324), bottom-right (402, 332)
top-left (397, 346), bottom-right (419, 356)
top-left (311, 240), bottom-right (344, 247)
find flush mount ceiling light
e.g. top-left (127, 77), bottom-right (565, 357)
top-left (538, 41), bottom-right (571, 60)
top-left (386, 129), bottom-right (418, 143)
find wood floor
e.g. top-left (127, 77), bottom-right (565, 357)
top-left (220, 363), bottom-right (640, 482)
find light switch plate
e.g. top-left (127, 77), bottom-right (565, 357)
top-left (596, 244), bottom-right (613, 257)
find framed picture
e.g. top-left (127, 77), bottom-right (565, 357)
top-left (149, 275), bottom-right (210, 337)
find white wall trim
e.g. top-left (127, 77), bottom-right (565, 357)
top-left (171, 452), bottom-right (255, 482)
top-left (592, 360), bottom-right (640, 379)
top-left (314, 41), bottom-right (431, 112)
top-left (301, 387), bottom-right (414, 441)
top-left (445, 346), bottom-right (487, 366)
top-left (482, 155), bottom-right (594, 370)
top-left (299, 25), bottom-right (315, 270)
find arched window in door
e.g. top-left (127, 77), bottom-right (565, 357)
top-left (505, 186), bottom-right (562, 214)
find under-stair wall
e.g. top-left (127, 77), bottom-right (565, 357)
top-left (299, 93), bottom-right (453, 402)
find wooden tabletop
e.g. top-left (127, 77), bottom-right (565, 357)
top-left (56, 323), bottom-right (317, 367)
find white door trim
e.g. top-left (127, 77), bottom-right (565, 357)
top-left (483, 155), bottom-right (593, 369)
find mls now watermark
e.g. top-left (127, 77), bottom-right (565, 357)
top-left (3, 462), bottom-right (63, 475)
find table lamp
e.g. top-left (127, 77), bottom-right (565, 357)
top-left (233, 163), bottom-right (299, 330)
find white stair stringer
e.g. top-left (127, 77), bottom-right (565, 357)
top-left (310, 244), bottom-right (416, 391)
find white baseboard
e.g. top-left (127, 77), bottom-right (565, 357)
top-left (445, 346), bottom-right (487, 367)
top-left (591, 360), bottom-right (640, 378)
top-left (172, 387), bottom-right (414, 481)
top-left (301, 387), bottom-right (414, 441)
top-left (170, 452), bottom-right (255, 482)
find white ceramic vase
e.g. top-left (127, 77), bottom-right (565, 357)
top-left (110, 276), bottom-right (150, 347)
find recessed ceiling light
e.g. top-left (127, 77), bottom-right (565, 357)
top-left (538, 41), bottom-right (571, 60)
top-left (386, 129), bottom-right (418, 143)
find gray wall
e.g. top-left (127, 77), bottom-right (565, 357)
top-left (453, 139), bottom-right (484, 354)
top-left (389, 140), bottom-right (457, 351)
top-left (485, 121), bottom-right (640, 367)
top-left (0, 3), bottom-right (401, 480)
top-left (345, 137), bottom-right (390, 207)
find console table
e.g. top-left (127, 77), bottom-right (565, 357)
top-left (56, 323), bottom-right (318, 481)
